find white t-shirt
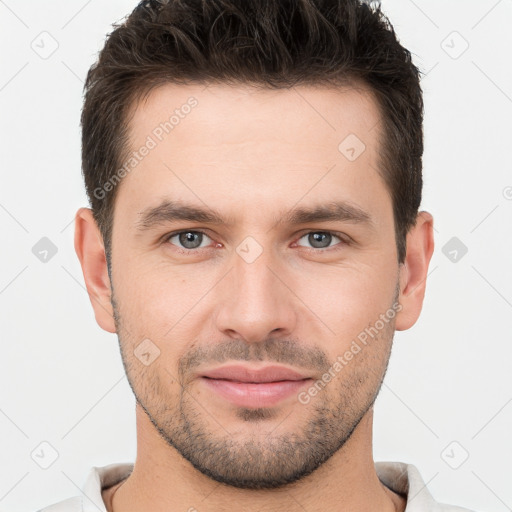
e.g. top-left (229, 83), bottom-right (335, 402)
top-left (35, 461), bottom-right (476, 511)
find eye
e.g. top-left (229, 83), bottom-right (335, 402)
top-left (165, 230), bottom-right (213, 251)
top-left (163, 229), bottom-right (349, 254)
top-left (295, 231), bottom-right (346, 251)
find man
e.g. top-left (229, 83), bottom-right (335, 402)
top-left (37, 0), bottom-right (475, 510)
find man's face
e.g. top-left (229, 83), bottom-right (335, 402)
top-left (109, 83), bottom-right (401, 489)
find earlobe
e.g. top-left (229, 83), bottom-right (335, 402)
top-left (74, 207), bottom-right (116, 333)
top-left (395, 211), bottom-right (435, 331)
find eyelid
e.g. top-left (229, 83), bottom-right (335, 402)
top-left (163, 229), bottom-right (215, 252)
top-left (293, 230), bottom-right (350, 250)
top-left (163, 228), bottom-right (350, 253)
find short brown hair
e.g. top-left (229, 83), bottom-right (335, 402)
top-left (81, 0), bottom-right (423, 264)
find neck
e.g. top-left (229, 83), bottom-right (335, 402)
top-left (107, 405), bottom-right (405, 512)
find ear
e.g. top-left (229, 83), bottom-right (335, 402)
top-left (74, 207), bottom-right (116, 333)
top-left (395, 211), bottom-right (435, 331)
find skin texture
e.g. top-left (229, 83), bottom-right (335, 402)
top-left (75, 83), bottom-right (434, 512)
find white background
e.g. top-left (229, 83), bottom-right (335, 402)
top-left (0, 1), bottom-right (511, 511)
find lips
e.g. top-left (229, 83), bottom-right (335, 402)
top-left (200, 364), bottom-right (311, 383)
top-left (199, 365), bottom-right (313, 408)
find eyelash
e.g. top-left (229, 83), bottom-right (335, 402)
top-left (163, 229), bottom-right (350, 255)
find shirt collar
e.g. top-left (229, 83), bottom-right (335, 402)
top-left (82, 460), bottom-right (438, 511)
top-left (375, 461), bottom-right (440, 510)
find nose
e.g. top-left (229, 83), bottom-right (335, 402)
top-left (214, 242), bottom-right (298, 344)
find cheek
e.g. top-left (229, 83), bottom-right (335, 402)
top-left (113, 260), bottom-right (217, 345)
top-left (113, 242), bottom-right (398, 347)
top-left (301, 263), bottom-right (397, 343)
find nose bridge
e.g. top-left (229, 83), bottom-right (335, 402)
top-left (214, 236), bottom-right (297, 342)
top-left (235, 240), bottom-right (277, 298)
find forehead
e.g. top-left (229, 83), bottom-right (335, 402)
top-left (115, 82), bottom-right (387, 227)
top-left (127, 81), bottom-right (381, 150)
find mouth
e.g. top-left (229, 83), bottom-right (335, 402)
top-left (199, 364), bottom-right (313, 408)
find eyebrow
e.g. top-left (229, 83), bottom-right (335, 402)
top-left (135, 199), bottom-right (373, 231)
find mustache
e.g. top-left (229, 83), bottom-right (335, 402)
top-left (178, 338), bottom-right (331, 381)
